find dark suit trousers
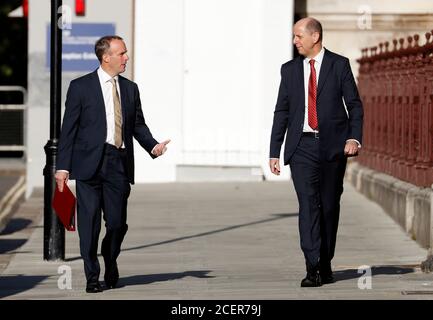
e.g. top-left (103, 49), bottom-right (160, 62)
top-left (289, 135), bottom-right (347, 271)
top-left (76, 144), bottom-right (131, 283)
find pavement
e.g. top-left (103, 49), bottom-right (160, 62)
top-left (0, 158), bottom-right (26, 276)
top-left (0, 158), bottom-right (26, 231)
top-left (0, 169), bottom-right (432, 300)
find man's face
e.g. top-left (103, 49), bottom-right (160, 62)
top-left (293, 22), bottom-right (318, 58)
top-left (105, 39), bottom-right (129, 75)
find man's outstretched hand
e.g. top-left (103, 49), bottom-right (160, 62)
top-left (151, 139), bottom-right (171, 157)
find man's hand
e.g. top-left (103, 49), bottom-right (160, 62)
top-left (55, 171), bottom-right (69, 192)
top-left (151, 139), bottom-right (171, 157)
top-left (344, 140), bottom-right (359, 157)
top-left (269, 158), bottom-right (281, 175)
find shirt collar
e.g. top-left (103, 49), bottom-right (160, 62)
top-left (97, 66), bottom-right (119, 83)
top-left (305, 46), bottom-right (325, 65)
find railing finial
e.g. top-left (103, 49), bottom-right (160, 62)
top-left (413, 34), bottom-right (419, 47)
top-left (399, 38), bottom-right (405, 50)
top-left (407, 36), bottom-right (413, 48)
top-left (426, 32), bottom-right (431, 44)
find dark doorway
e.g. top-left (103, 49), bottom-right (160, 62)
top-left (293, 0), bottom-right (307, 60)
top-left (0, 0), bottom-right (28, 158)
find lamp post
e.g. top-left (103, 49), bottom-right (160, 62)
top-left (43, 0), bottom-right (64, 260)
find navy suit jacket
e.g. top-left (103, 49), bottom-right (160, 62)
top-left (270, 49), bottom-right (363, 164)
top-left (56, 70), bottom-right (158, 184)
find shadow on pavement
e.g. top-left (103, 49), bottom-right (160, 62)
top-left (0, 275), bottom-right (49, 299)
top-left (0, 218), bottom-right (32, 235)
top-left (65, 212), bottom-right (298, 262)
top-left (113, 270), bottom-right (214, 288)
top-left (124, 212), bottom-right (298, 252)
top-left (0, 239), bottom-right (27, 254)
top-left (334, 265), bottom-right (417, 283)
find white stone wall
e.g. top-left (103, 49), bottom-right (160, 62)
top-left (305, 0), bottom-right (433, 79)
top-left (133, 0), bottom-right (294, 182)
top-left (27, 0), bottom-right (296, 193)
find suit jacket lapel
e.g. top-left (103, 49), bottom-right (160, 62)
top-left (296, 56), bottom-right (305, 106)
top-left (118, 76), bottom-right (128, 128)
top-left (317, 49), bottom-right (333, 98)
top-left (90, 70), bottom-right (107, 125)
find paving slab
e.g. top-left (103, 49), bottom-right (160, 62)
top-left (0, 181), bottom-right (431, 300)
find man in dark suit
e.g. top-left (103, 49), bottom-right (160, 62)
top-left (55, 35), bottom-right (170, 293)
top-left (269, 18), bottom-right (363, 287)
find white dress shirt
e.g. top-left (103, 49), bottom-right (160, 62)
top-left (303, 47), bottom-right (325, 133)
top-left (97, 67), bottom-right (125, 148)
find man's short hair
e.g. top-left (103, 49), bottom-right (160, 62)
top-left (306, 18), bottom-right (322, 42)
top-left (94, 35), bottom-right (124, 63)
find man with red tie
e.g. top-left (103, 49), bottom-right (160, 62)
top-left (269, 17), bottom-right (363, 287)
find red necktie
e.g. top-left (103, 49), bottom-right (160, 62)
top-left (308, 59), bottom-right (318, 130)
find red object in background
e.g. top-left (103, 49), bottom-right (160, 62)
top-left (22, 0), bottom-right (28, 17)
top-left (75, 0), bottom-right (85, 16)
top-left (356, 32), bottom-right (433, 187)
top-left (52, 184), bottom-right (76, 232)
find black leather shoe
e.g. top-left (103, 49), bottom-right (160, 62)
top-left (321, 273), bottom-right (335, 284)
top-left (301, 272), bottom-right (322, 287)
top-left (104, 263), bottom-right (119, 289)
top-left (86, 281), bottom-right (103, 293)
top-left (320, 262), bottom-right (334, 284)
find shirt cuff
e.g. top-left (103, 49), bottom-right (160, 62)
top-left (56, 170), bottom-right (69, 174)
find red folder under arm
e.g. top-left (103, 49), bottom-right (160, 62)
top-left (52, 184), bottom-right (76, 231)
